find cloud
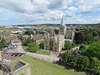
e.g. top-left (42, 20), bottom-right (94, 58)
top-left (0, 0), bottom-right (34, 14)
top-left (0, 10), bottom-right (2, 13)
top-left (65, 6), bottom-right (77, 17)
top-left (48, 0), bottom-right (72, 9)
top-left (0, 0), bottom-right (100, 25)
top-left (0, 18), bottom-right (8, 21)
top-left (73, 0), bottom-right (100, 14)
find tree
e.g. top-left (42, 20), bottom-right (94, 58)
top-left (39, 41), bottom-right (44, 49)
top-left (24, 30), bottom-right (34, 35)
top-left (79, 44), bottom-right (86, 51)
top-left (85, 33), bottom-right (94, 44)
top-left (92, 30), bottom-right (99, 37)
top-left (72, 43), bottom-right (77, 47)
top-left (81, 29), bottom-right (89, 35)
top-left (86, 41), bottom-right (100, 60)
top-left (22, 38), bottom-right (32, 46)
top-left (64, 42), bottom-right (72, 50)
top-left (0, 39), bottom-right (8, 47)
top-left (60, 52), bottom-right (77, 67)
top-left (91, 57), bottom-right (100, 74)
top-left (78, 56), bottom-right (90, 70)
top-left (28, 42), bottom-right (39, 53)
top-left (75, 32), bottom-right (85, 44)
top-left (0, 45), bottom-right (3, 49)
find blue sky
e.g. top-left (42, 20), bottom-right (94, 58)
top-left (0, 0), bottom-right (100, 25)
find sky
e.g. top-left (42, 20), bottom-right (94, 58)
top-left (0, 0), bottom-right (100, 25)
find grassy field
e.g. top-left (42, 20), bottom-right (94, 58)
top-left (0, 29), bottom-right (16, 32)
top-left (21, 55), bottom-right (86, 75)
top-left (23, 46), bottom-right (50, 55)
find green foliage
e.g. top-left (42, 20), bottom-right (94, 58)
top-left (60, 52), bottom-right (78, 67)
top-left (85, 33), bottom-right (94, 44)
top-left (79, 44), bottom-right (86, 51)
top-left (39, 41), bottom-right (44, 49)
top-left (24, 30), bottom-right (34, 35)
top-left (81, 29), bottom-right (99, 37)
top-left (27, 42), bottom-right (39, 53)
top-left (38, 31), bottom-right (46, 35)
top-left (22, 38), bottom-right (32, 46)
top-left (64, 42), bottom-right (72, 50)
top-left (81, 29), bottom-right (89, 35)
top-left (72, 43), bottom-right (77, 47)
top-left (20, 73), bottom-right (24, 75)
top-left (86, 41), bottom-right (100, 60)
top-left (91, 57), bottom-right (100, 74)
top-left (78, 56), bottom-right (90, 70)
top-left (0, 39), bottom-right (8, 47)
top-left (0, 45), bottom-right (3, 49)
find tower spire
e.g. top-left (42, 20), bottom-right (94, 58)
top-left (61, 16), bottom-right (65, 26)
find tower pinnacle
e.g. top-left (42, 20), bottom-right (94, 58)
top-left (61, 16), bottom-right (65, 26)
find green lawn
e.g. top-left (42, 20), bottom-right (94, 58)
top-left (21, 55), bottom-right (86, 75)
top-left (37, 50), bottom-right (50, 55)
top-left (23, 46), bottom-right (50, 55)
top-left (0, 29), bottom-right (16, 32)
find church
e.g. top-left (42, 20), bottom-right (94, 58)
top-left (44, 16), bottom-right (75, 52)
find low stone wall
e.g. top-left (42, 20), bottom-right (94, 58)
top-left (12, 60), bottom-right (30, 75)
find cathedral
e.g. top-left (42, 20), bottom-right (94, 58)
top-left (44, 16), bottom-right (75, 52)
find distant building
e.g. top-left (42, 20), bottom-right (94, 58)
top-left (31, 34), bottom-right (44, 44)
top-left (44, 16), bottom-right (75, 52)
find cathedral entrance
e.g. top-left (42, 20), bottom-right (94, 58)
top-left (50, 47), bottom-right (52, 50)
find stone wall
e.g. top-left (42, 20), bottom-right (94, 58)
top-left (12, 60), bottom-right (30, 75)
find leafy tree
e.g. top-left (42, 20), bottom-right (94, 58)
top-left (38, 31), bottom-right (46, 35)
top-left (39, 41), bottom-right (44, 49)
top-left (92, 30), bottom-right (99, 37)
top-left (79, 44), bottom-right (86, 51)
top-left (24, 30), bottom-right (34, 35)
top-left (81, 29), bottom-right (89, 35)
top-left (0, 45), bottom-right (3, 49)
top-left (27, 42), bottom-right (39, 53)
top-left (60, 52), bottom-right (77, 67)
top-left (68, 54), bottom-right (77, 67)
top-left (86, 41), bottom-right (100, 60)
top-left (72, 43), bottom-right (77, 47)
top-left (85, 33), bottom-right (94, 44)
top-left (0, 39), bottom-right (8, 47)
top-left (22, 38), bottom-right (32, 46)
top-left (64, 42), bottom-right (72, 50)
top-left (78, 56), bottom-right (90, 70)
top-left (91, 57), bottom-right (100, 74)
top-left (75, 32), bottom-right (85, 44)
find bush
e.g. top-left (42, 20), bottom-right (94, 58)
top-left (79, 44), bottom-right (86, 51)
top-left (22, 38), bottom-right (32, 46)
top-left (78, 56), bottom-right (90, 70)
top-left (39, 41), bottom-right (44, 49)
top-left (64, 42), bottom-right (72, 50)
top-left (27, 42), bottom-right (39, 53)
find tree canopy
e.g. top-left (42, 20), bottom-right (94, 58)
top-left (85, 33), bottom-right (94, 44)
top-left (24, 30), bottom-right (34, 35)
top-left (22, 38), bottom-right (32, 46)
top-left (64, 42), bottom-right (72, 50)
top-left (39, 41), bottom-right (44, 49)
top-left (79, 44), bottom-right (86, 51)
top-left (27, 42), bottom-right (39, 53)
top-left (86, 41), bottom-right (100, 60)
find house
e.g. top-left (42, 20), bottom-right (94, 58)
top-left (31, 34), bottom-right (44, 44)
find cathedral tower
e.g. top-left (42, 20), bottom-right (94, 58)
top-left (59, 16), bottom-right (66, 35)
